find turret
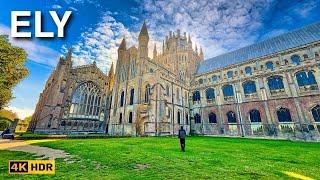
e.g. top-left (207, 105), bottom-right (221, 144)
top-left (200, 47), bottom-right (204, 60)
top-left (118, 38), bottom-right (126, 60)
top-left (188, 35), bottom-right (192, 50)
top-left (65, 48), bottom-right (73, 68)
top-left (138, 22), bottom-right (149, 60)
top-left (153, 44), bottom-right (157, 59)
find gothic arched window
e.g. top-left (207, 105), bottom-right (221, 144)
top-left (119, 113), bottom-right (122, 124)
top-left (266, 61), bottom-right (274, 70)
top-left (129, 89), bottom-right (134, 105)
top-left (69, 81), bottom-right (102, 118)
top-left (243, 81), bottom-right (257, 94)
top-left (120, 91), bottom-right (125, 107)
top-left (227, 111), bottom-right (237, 123)
top-left (166, 85), bottom-right (170, 96)
top-left (267, 76), bottom-right (284, 90)
top-left (128, 112), bottom-right (133, 123)
top-left (222, 85), bottom-right (234, 97)
top-left (245, 66), bottom-right (252, 75)
top-left (192, 91), bottom-right (201, 102)
top-left (205, 88), bottom-right (215, 102)
top-left (144, 84), bottom-right (151, 103)
top-left (194, 113), bottom-right (201, 124)
top-left (291, 55), bottom-right (301, 65)
top-left (177, 111), bottom-right (181, 124)
top-left (249, 109), bottom-right (261, 123)
top-left (295, 71), bottom-right (317, 87)
top-left (311, 105), bottom-right (320, 122)
top-left (209, 112), bottom-right (217, 123)
top-left (277, 107), bottom-right (292, 122)
top-left (212, 75), bottom-right (218, 82)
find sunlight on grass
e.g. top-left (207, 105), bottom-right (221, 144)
top-left (25, 139), bottom-right (59, 145)
top-left (283, 171), bottom-right (314, 180)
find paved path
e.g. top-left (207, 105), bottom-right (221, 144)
top-left (0, 139), bottom-right (69, 160)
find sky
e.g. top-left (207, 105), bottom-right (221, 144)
top-left (0, 0), bottom-right (319, 118)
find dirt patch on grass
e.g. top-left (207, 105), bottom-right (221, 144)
top-left (135, 163), bottom-right (150, 170)
top-left (0, 139), bottom-right (69, 160)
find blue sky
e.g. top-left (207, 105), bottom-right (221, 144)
top-left (0, 0), bottom-right (319, 118)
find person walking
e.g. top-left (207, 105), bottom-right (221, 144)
top-left (178, 126), bottom-right (186, 152)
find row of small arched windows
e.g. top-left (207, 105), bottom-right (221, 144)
top-left (119, 85), bottom-right (151, 106)
top-left (193, 70), bottom-right (318, 102)
top-left (204, 53), bottom-right (318, 83)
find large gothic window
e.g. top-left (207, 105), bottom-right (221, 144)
top-left (144, 84), bottom-right (151, 103)
top-left (266, 61), bottom-right (274, 70)
top-left (243, 81), bottom-right (257, 94)
top-left (227, 111), bottom-right (237, 123)
top-left (222, 85), bottom-right (234, 97)
top-left (205, 88), bottom-right (215, 102)
top-left (128, 112), bottom-right (133, 123)
top-left (209, 112), bottom-right (217, 123)
top-left (277, 107), bottom-right (292, 122)
top-left (193, 91), bottom-right (201, 102)
top-left (311, 105), bottom-right (320, 122)
top-left (227, 71), bottom-right (234, 78)
top-left (129, 89), bottom-right (134, 105)
top-left (194, 113), bottom-right (201, 124)
top-left (120, 91), bottom-right (125, 107)
top-left (267, 76), bottom-right (284, 91)
top-left (291, 55), bottom-right (301, 65)
top-left (295, 71), bottom-right (317, 87)
top-left (69, 82), bottom-right (102, 119)
top-left (249, 109), bottom-right (261, 123)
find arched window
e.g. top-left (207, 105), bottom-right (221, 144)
top-left (129, 89), bottom-right (134, 105)
top-left (266, 61), bottom-right (274, 70)
top-left (128, 112), bottom-right (133, 123)
top-left (186, 114), bottom-right (189, 125)
top-left (315, 52), bottom-right (319, 58)
top-left (60, 120), bottom-right (66, 126)
top-left (311, 105), bottom-right (320, 122)
top-left (277, 107), bottom-right (292, 122)
top-left (145, 84), bottom-right (151, 103)
top-left (199, 79), bottom-right (203, 84)
top-left (227, 111), bottom-right (237, 123)
top-left (177, 111), bottom-right (181, 124)
top-left (209, 112), bottom-right (217, 123)
top-left (69, 82), bottom-right (102, 118)
top-left (243, 81), bottom-right (257, 94)
top-left (227, 71), bottom-right (233, 78)
top-left (249, 109), bottom-right (261, 122)
top-left (166, 85), bottom-right (170, 96)
top-left (176, 88), bottom-right (180, 100)
top-left (245, 66), bottom-right (252, 75)
top-left (194, 113), bottom-right (201, 123)
top-left (295, 71), bottom-right (317, 87)
top-left (291, 55), bottom-right (301, 65)
top-left (222, 85), bottom-right (234, 97)
top-left (205, 88), bottom-right (215, 102)
top-left (120, 91), bottom-right (125, 107)
top-left (267, 76), bottom-right (284, 90)
top-left (212, 75), bottom-right (218, 82)
top-left (303, 54), bottom-right (308, 60)
top-left (119, 113), bottom-right (122, 124)
top-left (193, 91), bottom-right (201, 102)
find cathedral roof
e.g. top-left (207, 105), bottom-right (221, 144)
top-left (139, 21), bottom-right (149, 38)
top-left (197, 22), bottom-right (320, 75)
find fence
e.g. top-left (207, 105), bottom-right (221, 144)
top-left (193, 122), bottom-right (320, 141)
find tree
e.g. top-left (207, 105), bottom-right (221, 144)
top-left (0, 35), bottom-right (28, 109)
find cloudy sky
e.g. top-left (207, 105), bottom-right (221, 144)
top-left (0, 0), bottom-right (319, 118)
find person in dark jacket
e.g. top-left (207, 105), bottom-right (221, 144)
top-left (178, 126), bottom-right (186, 152)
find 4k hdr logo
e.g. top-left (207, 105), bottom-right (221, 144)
top-left (9, 160), bottom-right (55, 174)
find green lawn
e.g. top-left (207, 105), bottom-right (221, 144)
top-left (1, 137), bottom-right (319, 179)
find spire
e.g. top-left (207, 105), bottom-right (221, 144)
top-left (162, 40), bottom-right (165, 53)
top-left (200, 47), bottom-right (204, 60)
top-left (108, 62), bottom-right (114, 77)
top-left (66, 47), bottom-right (72, 61)
top-left (138, 21), bottom-right (149, 38)
top-left (195, 44), bottom-right (198, 53)
top-left (188, 34), bottom-right (192, 43)
top-left (119, 38), bottom-right (126, 50)
top-left (153, 43), bottom-right (157, 59)
top-left (200, 47), bottom-right (203, 55)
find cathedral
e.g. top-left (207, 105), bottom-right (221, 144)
top-left (28, 22), bottom-right (320, 140)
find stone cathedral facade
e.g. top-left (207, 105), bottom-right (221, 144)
top-left (29, 22), bottom-right (320, 140)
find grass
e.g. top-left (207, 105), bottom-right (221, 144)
top-left (0, 136), bottom-right (319, 179)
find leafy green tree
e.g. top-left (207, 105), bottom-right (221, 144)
top-left (0, 35), bottom-right (28, 109)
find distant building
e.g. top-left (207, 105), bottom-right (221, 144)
top-left (29, 22), bottom-right (320, 140)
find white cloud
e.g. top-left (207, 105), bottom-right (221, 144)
top-left (52, 4), bottom-right (62, 9)
top-left (140, 0), bottom-right (274, 59)
top-left (0, 24), bottom-right (60, 66)
top-left (71, 13), bottom-right (137, 73)
top-left (5, 107), bottom-right (34, 119)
